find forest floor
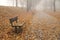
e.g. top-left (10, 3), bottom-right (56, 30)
top-left (0, 6), bottom-right (60, 40)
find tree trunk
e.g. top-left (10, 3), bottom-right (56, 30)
top-left (16, 0), bottom-right (18, 7)
top-left (54, 0), bottom-right (56, 12)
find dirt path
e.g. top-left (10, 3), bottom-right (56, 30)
top-left (26, 11), bottom-right (60, 40)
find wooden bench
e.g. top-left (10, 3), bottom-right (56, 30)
top-left (9, 16), bottom-right (24, 34)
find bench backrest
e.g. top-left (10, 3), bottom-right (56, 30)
top-left (9, 16), bottom-right (18, 26)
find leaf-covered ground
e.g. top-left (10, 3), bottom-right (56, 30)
top-left (0, 6), bottom-right (60, 40)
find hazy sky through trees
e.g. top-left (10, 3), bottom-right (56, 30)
top-left (0, 0), bottom-right (60, 11)
top-left (0, 0), bottom-right (26, 7)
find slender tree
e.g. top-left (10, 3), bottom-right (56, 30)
top-left (27, 0), bottom-right (32, 11)
top-left (16, 0), bottom-right (18, 7)
top-left (27, 0), bottom-right (28, 11)
top-left (13, 0), bottom-right (14, 6)
top-left (54, 0), bottom-right (56, 12)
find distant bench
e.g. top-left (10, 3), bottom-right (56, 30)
top-left (9, 16), bottom-right (24, 34)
